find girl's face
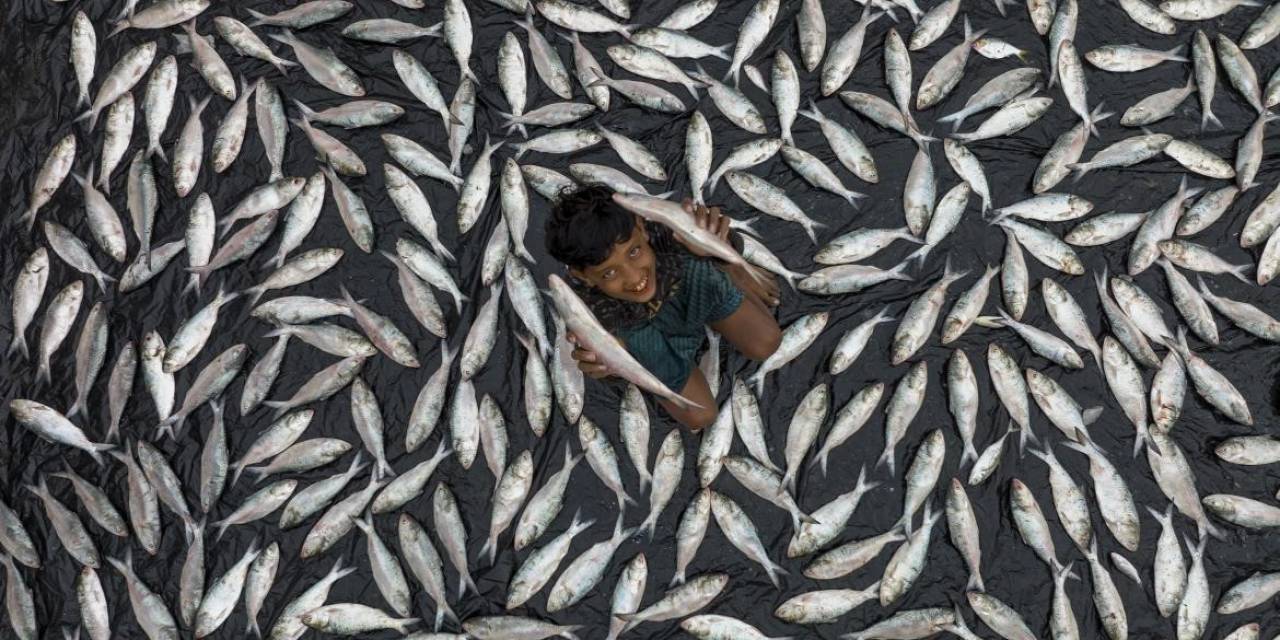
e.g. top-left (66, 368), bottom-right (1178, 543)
top-left (571, 219), bottom-right (658, 303)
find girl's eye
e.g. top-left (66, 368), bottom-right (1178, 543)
top-left (628, 246), bottom-right (640, 258)
top-left (602, 269), bottom-right (616, 280)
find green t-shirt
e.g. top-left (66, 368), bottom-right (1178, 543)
top-left (615, 255), bottom-right (744, 393)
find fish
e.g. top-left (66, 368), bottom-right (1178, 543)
top-left (280, 452), bottom-right (369, 529)
top-left (603, 554), bottom-right (648, 640)
top-left (1218, 571), bottom-right (1280, 615)
top-left (681, 615), bottom-right (786, 640)
top-left (301, 604), bottom-right (419, 636)
top-left (341, 18), bottom-right (440, 44)
top-left (76, 567), bottom-right (109, 640)
top-left (723, 0), bottom-right (779, 86)
top-left (514, 444), bottom-right (583, 550)
top-left (8, 248), bottom-right (49, 360)
top-left (51, 464), bottom-right (127, 538)
top-left (1122, 76), bottom-right (1196, 126)
top-left (798, 100), bottom-right (879, 183)
top-left (27, 476), bottom-right (99, 567)
top-left (892, 261), bottom-right (967, 364)
top-left (917, 17), bottom-right (986, 110)
top-left (845, 608), bottom-right (954, 640)
top-left (950, 93), bottom-right (1053, 143)
top-left (269, 29), bottom-right (364, 96)
top-left (107, 550), bottom-right (178, 640)
top-left (464, 616), bottom-right (580, 640)
top-left (831, 309), bottom-right (893, 374)
top-left (78, 42), bottom-right (156, 132)
top-left (1063, 434), bottom-right (1141, 552)
top-left (547, 274), bottom-right (698, 407)
top-left (822, 8), bottom-right (882, 96)
top-left (181, 20), bottom-right (235, 100)
top-left (711, 492), bottom-right (786, 587)
top-left (1177, 534), bottom-right (1211, 640)
top-left (11, 399), bottom-right (111, 464)
top-left (879, 361), bottom-right (928, 476)
top-left (579, 417), bottom-right (634, 511)
top-left (879, 502), bottom-right (940, 605)
top-left (513, 13), bottom-right (572, 101)
top-left (265, 556), bottom-right (355, 640)
top-left (194, 543), bottom-right (261, 638)
top-left (508, 511), bottom-right (594, 609)
top-left (1217, 32), bottom-right (1265, 114)
top-left (1087, 44), bottom-right (1187, 72)
top-left (430, 484), bottom-right (478, 600)
top-left (640, 430), bottom-right (684, 539)
top-left (537, 0), bottom-right (630, 35)
top-left (661, 0), bottom-right (718, 28)
top-left (547, 515), bottom-right (635, 612)
top-left (479, 449), bottom-right (534, 563)
top-left (942, 264), bottom-right (998, 343)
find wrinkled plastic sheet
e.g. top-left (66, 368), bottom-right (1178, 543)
top-left (2, 0), bottom-right (1280, 638)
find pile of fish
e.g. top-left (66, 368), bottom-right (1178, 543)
top-left (6, 0), bottom-right (1280, 637)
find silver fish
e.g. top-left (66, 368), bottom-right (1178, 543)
top-left (78, 42), bottom-right (156, 132)
top-left (107, 550), bottom-right (178, 640)
top-left (268, 29), bottom-right (364, 96)
top-left (822, 7), bottom-right (881, 96)
top-left (516, 14), bottom-right (573, 100)
top-left (474, 448), bottom-right (532, 564)
top-left (511, 444), bottom-right (580, 551)
top-left (266, 557), bottom-right (355, 640)
top-left (879, 361), bottom-right (928, 476)
top-left (941, 264), bottom-right (998, 344)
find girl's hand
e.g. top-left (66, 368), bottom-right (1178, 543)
top-left (567, 331), bottom-right (612, 379)
top-left (674, 198), bottom-right (731, 257)
top-left (734, 264), bottom-right (782, 307)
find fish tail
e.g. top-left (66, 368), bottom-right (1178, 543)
top-left (961, 441), bottom-right (978, 466)
top-left (876, 447), bottom-right (896, 476)
top-left (429, 237), bottom-right (456, 263)
top-left (809, 449), bottom-right (830, 476)
top-left (245, 8), bottom-right (268, 26)
top-left (1019, 421), bottom-right (1038, 453)
top-left (67, 395), bottom-right (85, 420)
top-left (146, 137), bottom-right (168, 163)
top-left (35, 361), bottom-right (50, 388)
top-left (1201, 109), bottom-right (1222, 131)
top-left (712, 43), bottom-right (731, 61)
top-left (763, 557), bottom-right (787, 588)
top-left (724, 61), bottom-right (740, 86)
top-left (1229, 262), bottom-right (1252, 284)
top-left (478, 535), bottom-right (496, 566)
top-left (461, 571), bottom-right (479, 598)
top-left (966, 571), bottom-right (986, 592)
top-left (904, 243), bottom-right (931, 265)
top-left (272, 58), bottom-right (298, 75)
top-left (1132, 426), bottom-right (1148, 458)
top-left (7, 333), bottom-right (27, 360)
top-left (640, 512), bottom-right (658, 540)
top-left (88, 442), bottom-right (113, 466)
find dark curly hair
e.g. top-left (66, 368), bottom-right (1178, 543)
top-left (544, 184), bottom-right (639, 269)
